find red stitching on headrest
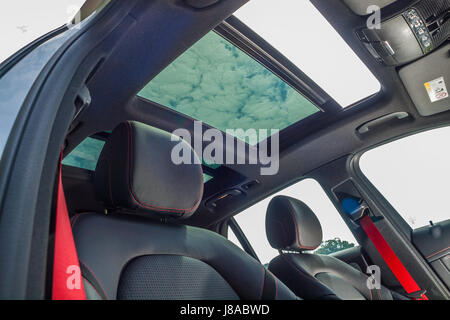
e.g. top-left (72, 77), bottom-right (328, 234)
top-left (125, 121), bottom-right (204, 214)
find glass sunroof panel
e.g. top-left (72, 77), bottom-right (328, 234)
top-left (234, 0), bottom-right (381, 107)
top-left (138, 31), bottom-right (320, 144)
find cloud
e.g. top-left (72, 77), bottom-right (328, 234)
top-left (139, 31), bottom-right (319, 144)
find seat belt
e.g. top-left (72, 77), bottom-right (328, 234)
top-left (52, 153), bottom-right (86, 300)
top-left (341, 197), bottom-right (428, 300)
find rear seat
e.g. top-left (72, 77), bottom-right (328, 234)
top-left (265, 195), bottom-right (398, 300)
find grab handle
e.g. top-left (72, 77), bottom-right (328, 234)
top-left (357, 112), bottom-right (410, 134)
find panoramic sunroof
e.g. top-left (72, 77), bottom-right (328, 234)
top-left (234, 0), bottom-right (381, 107)
top-left (138, 31), bottom-right (320, 144)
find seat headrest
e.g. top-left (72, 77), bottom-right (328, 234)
top-left (266, 195), bottom-right (322, 251)
top-left (94, 121), bottom-right (203, 219)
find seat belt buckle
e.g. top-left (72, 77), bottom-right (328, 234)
top-left (406, 289), bottom-right (427, 300)
top-left (340, 197), bottom-right (369, 222)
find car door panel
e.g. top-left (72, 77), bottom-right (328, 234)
top-left (412, 219), bottom-right (450, 289)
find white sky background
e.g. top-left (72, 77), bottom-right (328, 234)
top-left (235, 0), bottom-right (381, 107)
top-left (360, 127), bottom-right (450, 229)
top-left (0, 0), bottom-right (86, 64)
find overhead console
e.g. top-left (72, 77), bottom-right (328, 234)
top-left (352, 0), bottom-right (450, 66)
top-left (345, 0), bottom-right (450, 117)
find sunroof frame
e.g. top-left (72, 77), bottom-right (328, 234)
top-left (210, 16), bottom-right (347, 149)
top-left (209, 16), bottom-right (343, 150)
top-left (210, 17), bottom-right (344, 146)
top-left (134, 15), bottom-right (355, 152)
top-left (216, 16), bottom-right (343, 114)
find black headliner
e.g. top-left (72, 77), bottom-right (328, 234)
top-left (63, 0), bottom-right (450, 228)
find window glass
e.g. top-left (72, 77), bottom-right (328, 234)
top-left (138, 31), bottom-right (320, 144)
top-left (234, 0), bottom-right (381, 107)
top-left (360, 127), bottom-right (450, 229)
top-left (62, 137), bottom-right (105, 171)
top-left (227, 226), bottom-right (244, 251)
top-left (230, 178), bottom-right (357, 264)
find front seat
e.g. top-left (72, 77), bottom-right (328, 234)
top-left (265, 195), bottom-right (395, 300)
top-left (71, 121), bottom-right (297, 300)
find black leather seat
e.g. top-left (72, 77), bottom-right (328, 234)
top-left (72, 121), bottom-right (297, 300)
top-left (265, 195), bottom-right (395, 300)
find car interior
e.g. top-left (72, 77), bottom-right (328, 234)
top-left (0, 0), bottom-right (449, 300)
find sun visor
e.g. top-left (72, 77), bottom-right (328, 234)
top-left (399, 43), bottom-right (450, 116)
top-left (342, 0), bottom-right (397, 16)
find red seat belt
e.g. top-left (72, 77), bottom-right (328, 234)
top-left (52, 154), bottom-right (86, 300)
top-left (359, 215), bottom-right (428, 300)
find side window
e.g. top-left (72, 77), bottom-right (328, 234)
top-left (228, 227), bottom-right (244, 251)
top-left (359, 126), bottom-right (450, 229)
top-left (62, 137), bottom-right (105, 171)
top-left (228, 178), bottom-right (357, 264)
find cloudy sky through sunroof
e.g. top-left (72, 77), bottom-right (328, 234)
top-left (139, 31), bottom-right (319, 143)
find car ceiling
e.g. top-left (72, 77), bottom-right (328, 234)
top-left (63, 0), bottom-right (450, 228)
